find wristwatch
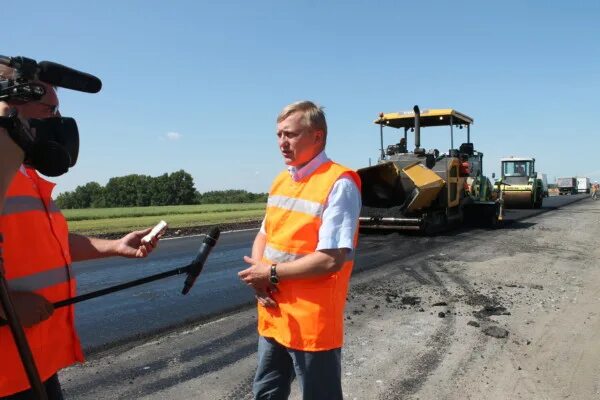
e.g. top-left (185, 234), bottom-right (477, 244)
top-left (269, 263), bottom-right (279, 285)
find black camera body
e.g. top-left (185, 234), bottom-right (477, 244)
top-left (0, 55), bottom-right (101, 177)
top-left (0, 115), bottom-right (79, 177)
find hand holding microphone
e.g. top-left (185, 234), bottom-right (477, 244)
top-left (1, 226), bottom-right (223, 327)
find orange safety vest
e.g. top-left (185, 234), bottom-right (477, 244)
top-left (259, 160), bottom-right (361, 351)
top-left (0, 167), bottom-right (83, 396)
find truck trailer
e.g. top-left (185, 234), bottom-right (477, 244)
top-left (556, 177), bottom-right (577, 195)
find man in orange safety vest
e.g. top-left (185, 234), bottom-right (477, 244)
top-left (238, 100), bottom-right (361, 400)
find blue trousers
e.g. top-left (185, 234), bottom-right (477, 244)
top-left (253, 336), bottom-right (343, 400)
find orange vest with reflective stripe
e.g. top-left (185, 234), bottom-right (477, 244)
top-left (259, 160), bottom-right (361, 351)
top-left (0, 168), bottom-right (83, 396)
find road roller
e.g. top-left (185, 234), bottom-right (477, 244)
top-left (498, 157), bottom-right (544, 209)
top-left (358, 106), bottom-right (500, 233)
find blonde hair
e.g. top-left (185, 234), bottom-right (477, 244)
top-left (277, 100), bottom-right (327, 141)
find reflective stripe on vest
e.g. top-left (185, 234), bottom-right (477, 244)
top-left (258, 161), bottom-right (361, 351)
top-left (264, 245), bottom-right (306, 263)
top-left (264, 244), bottom-right (355, 263)
top-left (2, 196), bottom-right (60, 215)
top-left (267, 195), bottom-right (324, 217)
top-left (7, 264), bottom-right (71, 291)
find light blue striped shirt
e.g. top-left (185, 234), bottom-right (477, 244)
top-left (261, 151), bottom-right (361, 251)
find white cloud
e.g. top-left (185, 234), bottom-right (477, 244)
top-left (165, 131), bottom-right (182, 141)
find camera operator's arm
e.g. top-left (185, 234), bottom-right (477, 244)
top-left (1, 102), bottom-right (55, 327)
top-left (0, 102), bottom-right (24, 211)
top-left (68, 228), bottom-right (158, 262)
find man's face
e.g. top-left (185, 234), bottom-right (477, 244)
top-left (12, 83), bottom-right (59, 119)
top-left (276, 111), bottom-right (323, 167)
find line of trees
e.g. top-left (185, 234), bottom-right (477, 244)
top-left (55, 170), bottom-right (267, 209)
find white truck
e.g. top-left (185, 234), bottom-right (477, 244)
top-left (537, 173), bottom-right (548, 197)
top-left (576, 177), bottom-right (591, 193)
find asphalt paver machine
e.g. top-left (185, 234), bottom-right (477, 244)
top-left (358, 106), bottom-right (499, 233)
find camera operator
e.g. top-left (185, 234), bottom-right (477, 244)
top-left (0, 65), bottom-right (160, 399)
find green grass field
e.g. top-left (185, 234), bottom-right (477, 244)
top-left (63, 203), bottom-right (266, 235)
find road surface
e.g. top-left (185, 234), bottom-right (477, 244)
top-left (72, 195), bottom-right (586, 352)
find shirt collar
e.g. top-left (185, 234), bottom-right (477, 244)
top-left (287, 151), bottom-right (329, 182)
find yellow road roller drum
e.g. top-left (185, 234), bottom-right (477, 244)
top-left (502, 186), bottom-right (534, 208)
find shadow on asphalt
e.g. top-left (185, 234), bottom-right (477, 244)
top-left (498, 221), bottom-right (537, 230)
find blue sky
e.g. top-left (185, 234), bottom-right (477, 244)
top-left (4, 0), bottom-right (600, 193)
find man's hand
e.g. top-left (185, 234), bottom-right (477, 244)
top-left (0, 291), bottom-right (54, 328)
top-left (0, 101), bottom-right (10, 117)
top-left (116, 227), bottom-right (160, 258)
top-left (69, 228), bottom-right (163, 262)
top-left (255, 288), bottom-right (278, 308)
top-left (239, 256), bottom-right (278, 307)
top-left (239, 256), bottom-right (270, 288)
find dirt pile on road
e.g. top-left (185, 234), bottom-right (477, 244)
top-left (338, 199), bottom-right (600, 400)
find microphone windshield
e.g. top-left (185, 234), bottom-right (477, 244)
top-left (205, 227), bottom-right (220, 244)
top-left (37, 61), bottom-right (102, 93)
top-left (181, 227), bottom-right (221, 295)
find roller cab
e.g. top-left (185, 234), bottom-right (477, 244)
top-left (498, 157), bottom-right (544, 209)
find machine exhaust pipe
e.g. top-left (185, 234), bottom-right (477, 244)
top-left (413, 105), bottom-right (421, 152)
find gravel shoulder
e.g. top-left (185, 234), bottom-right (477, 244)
top-left (61, 198), bottom-right (600, 400)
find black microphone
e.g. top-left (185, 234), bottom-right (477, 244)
top-left (37, 61), bottom-right (102, 93)
top-left (182, 227), bottom-right (220, 295)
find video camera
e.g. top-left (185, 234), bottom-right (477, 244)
top-left (0, 55), bottom-right (102, 177)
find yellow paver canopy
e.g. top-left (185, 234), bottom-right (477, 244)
top-left (375, 109), bottom-right (473, 129)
